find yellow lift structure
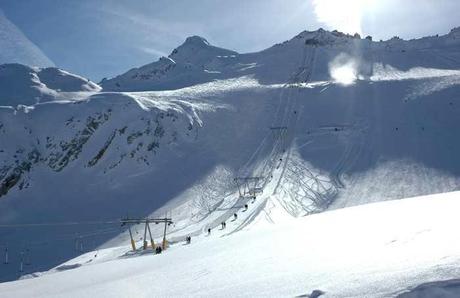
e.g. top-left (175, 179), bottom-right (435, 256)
top-left (121, 217), bottom-right (173, 252)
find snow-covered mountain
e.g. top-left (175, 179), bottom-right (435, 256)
top-left (100, 35), bottom-right (238, 91)
top-left (101, 28), bottom-right (460, 91)
top-left (1, 27), bottom-right (460, 283)
top-left (0, 63), bottom-right (100, 106)
top-left (0, 11), bottom-right (54, 67)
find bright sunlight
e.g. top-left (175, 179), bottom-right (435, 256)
top-left (313, 0), bottom-right (376, 35)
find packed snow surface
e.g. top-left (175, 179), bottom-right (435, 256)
top-left (1, 191), bottom-right (460, 297)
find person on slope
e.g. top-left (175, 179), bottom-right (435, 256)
top-left (207, 228), bottom-right (211, 235)
top-left (244, 204), bottom-right (248, 211)
top-left (233, 213), bottom-right (237, 220)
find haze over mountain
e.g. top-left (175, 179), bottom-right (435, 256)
top-left (0, 26), bottom-right (460, 296)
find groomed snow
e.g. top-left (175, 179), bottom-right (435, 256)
top-left (2, 191), bottom-right (460, 297)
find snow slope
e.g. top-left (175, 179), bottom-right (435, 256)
top-left (2, 191), bottom-right (460, 297)
top-left (1, 28), bottom-right (460, 283)
top-left (0, 11), bottom-right (54, 67)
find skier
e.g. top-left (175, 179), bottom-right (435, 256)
top-left (233, 213), bottom-right (237, 220)
top-left (207, 228), bottom-right (211, 235)
top-left (252, 196), bottom-right (256, 204)
top-left (244, 204), bottom-right (248, 211)
top-left (156, 246), bottom-right (162, 254)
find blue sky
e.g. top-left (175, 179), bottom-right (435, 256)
top-left (1, 0), bottom-right (459, 81)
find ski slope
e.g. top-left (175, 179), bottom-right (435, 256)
top-left (1, 27), bottom-right (460, 283)
top-left (2, 191), bottom-right (460, 297)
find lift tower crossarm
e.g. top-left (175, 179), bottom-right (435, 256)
top-left (120, 217), bottom-right (173, 251)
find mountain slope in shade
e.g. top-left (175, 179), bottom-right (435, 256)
top-left (0, 11), bottom-right (54, 68)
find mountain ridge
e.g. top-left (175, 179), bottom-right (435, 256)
top-left (99, 26), bottom-right (460, 92)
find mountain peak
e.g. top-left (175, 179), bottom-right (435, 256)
top-left (183, 35), bottom-right (210, 47)
top-left (166, 35), bottom-right (214, 58)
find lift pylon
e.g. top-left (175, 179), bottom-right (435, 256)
top-left (121, 217), bottom-right (173, 252)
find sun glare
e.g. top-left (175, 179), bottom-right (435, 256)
top-left (331, 64), bottom-right (357, 85)
top-left (313, 0), bottom-right (375, 35)
top-left (329, 53), bottom-right (359, 85)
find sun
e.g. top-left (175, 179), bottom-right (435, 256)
top-left (313, 0), bottom-right (376, 35)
